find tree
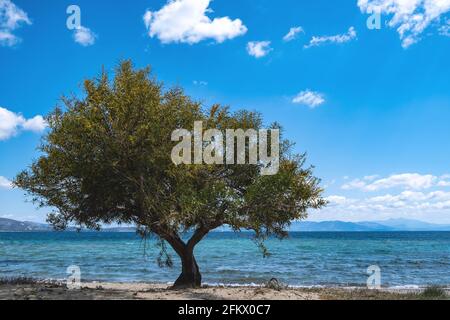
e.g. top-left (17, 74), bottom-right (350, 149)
top-left (15, 61), bottom-right (326, 288)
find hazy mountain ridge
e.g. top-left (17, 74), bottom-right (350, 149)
top-left (0, 218), bottom-right (134, 232)
top-left (289, 219), bottom-right (450, 232)
top-left (1, 217), bottom-right (450, 232)
top-left (0, 218), bottom-right (52, 232)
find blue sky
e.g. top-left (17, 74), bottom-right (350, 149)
top-left (1, 0), bottom-right (450, 223)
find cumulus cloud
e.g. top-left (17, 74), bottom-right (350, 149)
top-left (246, 41), bottom-right (272, 58)
top-left (0, 0), bottom-right (31, 47)
top-left (73, 26), bottom-right (96, 46)
top-left (304, 26), bottom-right (356, 48)
top-left (438, 176), bottom-right (450, 186)
top-left (439, 19), bottom-right (450, 36)
top-left (327, 190), bottom-right (450, 215)
top-left (0, 176), bottom-right (12, 189)
top-left (326, 195), bottom-right (352, 206)
top-left (283, 26), bottom-right (304, 42)
top-left (341, 173), bottom-right (450, 191)
top-left (0, 107), bottom-right (47, 140)
top-left (0, 29), bottom-right (16, 46)
top-left (321, 172), bottom-right (450, 222)
top-left (357, 0), bottom-right (450, 48)
top-left (292, 90), bottom-right (325, 108)
top-left (143, 0), bottom-right (247, 44)
top-left (21, 115), bottom-right (47, 132)
top-left (315, 173), bottom-right (450, 223)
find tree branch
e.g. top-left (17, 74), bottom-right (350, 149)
top-left (187, 220), bottom-right (223, 251)
top-left (152, 225), bottom-right (187, 257)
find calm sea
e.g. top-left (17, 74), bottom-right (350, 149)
top-left (1, 232), bottom-right (449, 288)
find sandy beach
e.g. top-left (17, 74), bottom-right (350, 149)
top-left (1, 281), bottom-right (448, 300)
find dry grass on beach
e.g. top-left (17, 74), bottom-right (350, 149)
top-left (0, 279), bottom-right (448, 300)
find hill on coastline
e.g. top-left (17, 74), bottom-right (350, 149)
top-left (2, 217), bottom-right (450, 232)
top-left (288, 219), bottom-right (450, 232)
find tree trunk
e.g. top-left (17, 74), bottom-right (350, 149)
top-left (173, 250), bottom-right (201, 289)
top-left (153, 225), bottom-right (215, 289)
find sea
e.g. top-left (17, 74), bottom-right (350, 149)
top-left (1, 232), bottom-right (449, 288)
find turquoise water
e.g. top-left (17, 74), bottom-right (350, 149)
top-left (1, 232), bottom-right (449, 287)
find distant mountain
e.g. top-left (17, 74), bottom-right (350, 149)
top-left (290, 219), bottom-right (450, 232)
top-left (370, 218), bottom-right (450, 231)
top-left (289, 220), bottom-right (394, 232)
top-left (0, 218), bottom-right (133, 232)
top-left (101, 227), bottom-right (137, 233)
top-left (0, 218), bottom-right (51, 232)
top-left (216, 219), bottom-right (450, 232)
top-left (1, 217), bottom-right (450, 232)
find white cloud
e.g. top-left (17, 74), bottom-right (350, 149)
top-left (0, 0), bottom-right (31, 47)
top-left (0, 176), bottom-right (12, 189)
top-left (341, 175), bottom-right (380, 189)
top-left (341, 178), bottom-right (368, 190)
top-left (323, 179), bottom-right (336, 189)
top-left (246, 41), bottom-right (272, 58)
top-left (439, 19), bottom-right (450, 36)
top-left (0, 107), bottom-right (47, 140)
top-left (323, 173), bottom-right (450, 222)
top-left (357, 0), bottom-right (450, 48)
top-left (283, 26), bottom-right (304, 42)
top-left (143, 0), bottom-right (247, 44)
top-left (193, 80), bottom-right (208, 86)
top-left (328, 190), bottom-right (450, 213)
top-left (73, 26), bottom-right (96, 46)
top-left (304, 26), bottom-right (357, 48)
top-left (21, 115), bottom-right (47, 132)
top-left (326, 195), bottom-right (353, 206)
top-left (341, 173), bottom-right (450, 191)
top-left (320, 189), bottom-right (450, 222)
top-left (438, 180), bottom-right (450, 187)
top-left (292, 90), bottom-right (325, 108)
top-left (0, 29), bottom-right (16, 46)
top-left (363, 175), bottom-right (380, 181)
top-left (143, 10), bottom-right (152, 29)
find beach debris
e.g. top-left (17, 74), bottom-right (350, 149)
top-left (265, 278), bottom-right (287, 291)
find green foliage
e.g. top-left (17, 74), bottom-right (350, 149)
top-left (421, 286), bottom-right (448, 299)
top-left (15, 60), bottom-right (326, 260)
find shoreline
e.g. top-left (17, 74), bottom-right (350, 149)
top-left (5, 277), bottom-right (449, 291)
top-left (1, 280), bottom-right (448, 300)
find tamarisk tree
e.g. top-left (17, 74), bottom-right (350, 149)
top-left (15, 61), bottom-right (326, 288)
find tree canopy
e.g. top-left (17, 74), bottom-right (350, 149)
top-left (15, 61), bottom-right (326, 288)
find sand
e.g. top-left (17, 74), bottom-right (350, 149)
top-left (0, 282), bottom-right (319, 300)
top-left (1, 281), bottom-right (448, 300)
